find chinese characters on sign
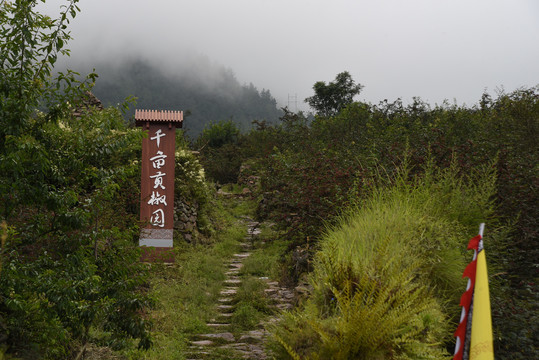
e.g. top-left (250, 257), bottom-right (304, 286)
top-left (135, 110), bottom-right (183, 262)
top-left (148, 129), bottom-right (167, 227)
top-left (140, 124), bottom-right (175, 241)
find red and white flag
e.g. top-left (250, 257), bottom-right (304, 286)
top-left (453, 223), bottom-right (494, 360)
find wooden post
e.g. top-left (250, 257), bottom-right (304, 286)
top-left (135, 110), bottom-right (183, 262)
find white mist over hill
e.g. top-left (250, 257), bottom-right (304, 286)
top-left (43, 0), bottom-right (539, 110)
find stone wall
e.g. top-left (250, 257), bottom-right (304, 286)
top-left (174, 198), bottom-right (198, 243)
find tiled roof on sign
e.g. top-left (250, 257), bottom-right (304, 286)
top-left (135, 109), bottom-right (184, 128)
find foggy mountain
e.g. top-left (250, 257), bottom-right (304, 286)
top-left (80, 56), bottom-right (283, 137)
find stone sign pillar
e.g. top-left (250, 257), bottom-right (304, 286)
top-left (135, 109), bottom-right (183, 262)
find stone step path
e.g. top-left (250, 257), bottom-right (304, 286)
top-left (186, 219), bottom-right (295, 359)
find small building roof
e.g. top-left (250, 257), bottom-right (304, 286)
top-left (72, 91), bottom-right (104, 118)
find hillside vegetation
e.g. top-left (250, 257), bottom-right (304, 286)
top-left (199, 75), bottom-right (538, 359)
top-left (86, 57), bottom-right (283, 136)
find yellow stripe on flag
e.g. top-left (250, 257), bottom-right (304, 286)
top-left (469, 250), bottom-right (494, 360)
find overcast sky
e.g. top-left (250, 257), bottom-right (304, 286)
top-left (42, 0), bottom-right (539, 111)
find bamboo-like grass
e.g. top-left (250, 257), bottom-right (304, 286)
top-left (271, 159), bottom-right (497, 359)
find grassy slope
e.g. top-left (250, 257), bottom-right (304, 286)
top-left (115, 195), bottom-right (288, 359)
top-left (119, 198), bottom-right (251, 359)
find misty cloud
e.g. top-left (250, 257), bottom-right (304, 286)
top-left (42, 0), bottom-right (539, 110)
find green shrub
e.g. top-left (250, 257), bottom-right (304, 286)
top-left (230, 303), bottom-right (262, 331)
top-left (195, 120), bottom-right (244, 184)
top-left (0, 105), bottom-right (155, 358)
top-left (234, 277), bottom-right (270, 312)
top-left (196, 119), bottom-right (241, 148)
top-left (175, 147), bottom-right (215, 237)
top-left (240, 239), bottom-right (287, 279)
top-left (270, 162), bottom-right (498, 359)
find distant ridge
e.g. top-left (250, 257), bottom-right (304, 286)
top-left (90, 58), bottom-right (283, 136)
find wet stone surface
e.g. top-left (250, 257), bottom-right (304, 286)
top-left (186, 218), bottom-right (296, 359)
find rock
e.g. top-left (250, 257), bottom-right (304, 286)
top-left (239, 329), bottom-right (265, 342)
top-left (217, 312), bottom-right (233, 318)
top-left (217, 304), bottom-right (234, 312)
top-left (220, 288), bottom-right (237, 296)
top-left (224, 279), bottom-right (241, 286)
top-left (207, 323), bottom-right (229, 328)
top-left (217, 189), bottom-right (233, 197)
top-left (184, 222), bottom-right (194, 231)
top-left (264, 288), bottom-right (278, 295)
top-left (280, 290), bottom-right (295, 300)
top-left (295, 285), bottom-right (312, 296)
top-left (191, 340), bottom-right (213, 346)
top-left (276, 303), bottom-right (294, 311)
top-left (229, 262), bottom-right (244, 269)
top-left (198, 332), bottom-right (235, 342)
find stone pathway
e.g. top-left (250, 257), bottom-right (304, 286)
top-left (186, 220), bottom-right (294, 359)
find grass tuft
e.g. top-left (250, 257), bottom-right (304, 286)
top-left (270, 160), bottom-right (499, 359)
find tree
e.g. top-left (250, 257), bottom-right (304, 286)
top-left (0, 0), bottom-right (96, 143)
top-left (0, 2), bottom-right (152, 356)
top-left (0, 0), bottom-right (98, 219)
top-left (196, 120), bottom-right (244, 183)
top-left (305, 71), bottom-right (363, 117)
